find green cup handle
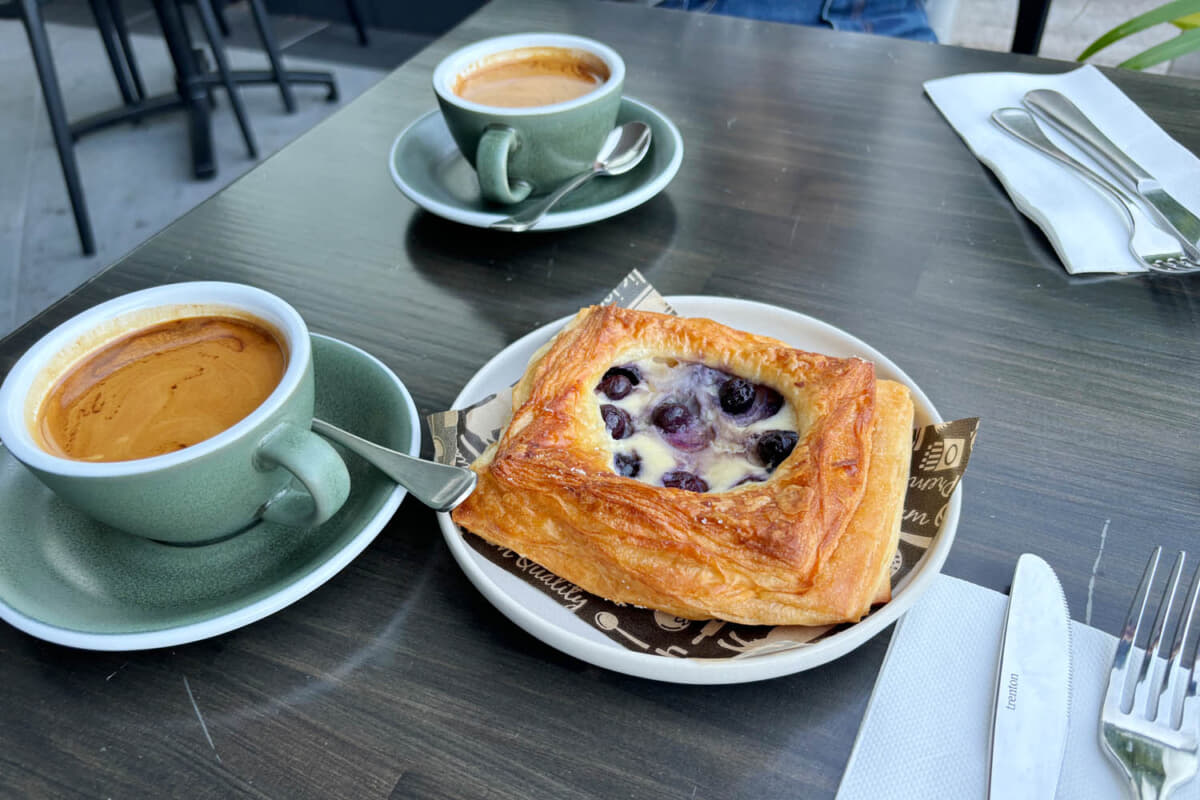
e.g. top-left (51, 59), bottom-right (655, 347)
top-left (476, 125), bottom-right (533, 204)
top-left (256, 422), bottom-right (351, 528)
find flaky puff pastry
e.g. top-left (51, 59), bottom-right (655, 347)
top-left (451, 305), bottom-right (914, 626)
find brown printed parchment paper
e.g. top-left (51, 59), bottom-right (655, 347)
top-left (428, 271), bottom-right (978, 660)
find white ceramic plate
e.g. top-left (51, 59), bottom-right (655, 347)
top-left (437, 297), bottom-right (960, 684)
top-left (388, 96), bottom-right (683, 231)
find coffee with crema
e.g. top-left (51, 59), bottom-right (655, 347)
top-left (453, 46), bottom-right (609, 108)
top-left (36, 315), bottom-right (286, 462)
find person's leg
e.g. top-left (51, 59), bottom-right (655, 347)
top-left (654, 0), bottom-right (937, 42)
top-left (821, 0), bottom-right (937, 42)
top-left (655, 0), bottom-right (824, 26)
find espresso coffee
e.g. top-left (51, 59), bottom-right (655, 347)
top-left (453, 46), bottom-right (609, 108)
top-left (36, 315), bottom-right (286, 462)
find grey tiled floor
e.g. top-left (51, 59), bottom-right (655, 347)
top-left (2, 0), bottom-right (1195, 339)
top-left (951, 0), bottom-right (1185, 72)
top-left (0, 2), bottom-right (430, 338)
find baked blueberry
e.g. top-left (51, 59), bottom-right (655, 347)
top-left (664, 425), bottom-right (714, 453)
top-left (596, 366), bottom-right (640, 400)
top-left (652, 399), bottom-right (713, 452)
top-left (662, 470), bottom-right (709, 493)
top-left (757, 430), bottom-right (799, 469)
top-left (597, 373), bottom-right (632, 400)
top-left (718, 377), bottom-right (755, 414)
top-left (601, 404), bottom-right (633, 439)
top-left (614, 452), bottom-right (641, 477)
top-left (758, 387), bottom-right (784, 419)
top-left (614, 366), bottom-right (641, 384)
top-left (652, 402), bottom-right (694, 433)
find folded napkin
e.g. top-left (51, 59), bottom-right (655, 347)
top-left (837, 572), bottom-right (1200, 799)
top-left (924, 65), bottom-right (1200, 275)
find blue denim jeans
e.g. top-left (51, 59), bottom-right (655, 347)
top-left (656, 0), bottom-right (937, 42)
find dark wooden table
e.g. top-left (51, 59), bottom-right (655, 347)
top-left (3, 0), bottom-right (1199, 796)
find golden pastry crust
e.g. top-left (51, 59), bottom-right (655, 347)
top-left (451, 305), bottom-right (914, 626)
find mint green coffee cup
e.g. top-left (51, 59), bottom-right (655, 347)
top-left (0, 282), bottom-right (351, 545)
top-left (433, 33), bottom-right (625, 205)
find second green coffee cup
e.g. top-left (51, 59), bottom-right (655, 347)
top-left (433, 33), bottom-right (625, 205)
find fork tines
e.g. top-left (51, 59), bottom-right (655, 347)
top-left (1109, 547), bottom-right (1200, 732)
top-left (1102, 548), bottom-right (1200, 798)
top-left (1149, 256), bottom-right (1200, 275)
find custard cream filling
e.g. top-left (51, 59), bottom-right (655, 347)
top-left (596, 358), bottom-right (798, 492)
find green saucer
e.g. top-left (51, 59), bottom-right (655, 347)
top-left (389, 96), bottom-right (684, 231)
top-left (0, 334), bottom-right (418, 650)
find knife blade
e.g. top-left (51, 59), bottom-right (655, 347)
top-left (1023, 89), bottom-right (1200, 259)
top-left (988, 553), bottom-right (1072, 800)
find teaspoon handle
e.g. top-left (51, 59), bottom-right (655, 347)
top-left (311, 418), bottom-right (477, 512)
top-left (490, 167), bottom-right (599, 232)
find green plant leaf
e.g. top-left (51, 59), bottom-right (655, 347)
top-left (1173, 11), bottom-right (1200, 29)
top-left (1119, 26), bottom-right (1200, 68)
top-left (1078, 0), bottom-right (1200, 60)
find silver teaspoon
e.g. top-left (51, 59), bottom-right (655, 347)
top-left (311, 418), bottom-right (476, 512)
top-left (490, 121), bottom-right (653, 232)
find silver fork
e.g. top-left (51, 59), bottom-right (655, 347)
top-left (1102, 547), bottom-right (1200, 799)
top-left (991, 109), bottom-right (1200, 275)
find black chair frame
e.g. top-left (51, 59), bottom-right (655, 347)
top-left (1011, 0), bottom-right (1051, 55)
top-left (11, 0), bottom-right (339, 256)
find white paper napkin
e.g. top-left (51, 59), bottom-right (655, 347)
top-left (836, 572), bottom-right (1200, 799)
top-left (924, 65), bottom-right (1200, 275)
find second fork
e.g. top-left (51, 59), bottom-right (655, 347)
top-left (991, 108), bottom-right (1200, 275)
top-left (1101, 547), bottom-right (1200, 799)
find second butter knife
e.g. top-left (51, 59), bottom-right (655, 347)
top-left (1023, 89), bottom-right (1200, 259)
top-left (988, 553), bottom-right (1072, 800)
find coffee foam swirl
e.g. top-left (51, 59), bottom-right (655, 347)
top-left (37, 316), bottom-right (286, 462)
top-left (453, 46), bottom-right (609, 108)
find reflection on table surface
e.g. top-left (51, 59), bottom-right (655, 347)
top-left (1, 0), bottom-right (1198, 796)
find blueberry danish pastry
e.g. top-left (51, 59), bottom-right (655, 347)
top-left (451, 305), bottom-right (914, 626)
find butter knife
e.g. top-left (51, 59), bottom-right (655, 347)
top-left (1023, 89), bottom-right (1200, 259)
top-left (988, 554), bottom-right (1072, 800)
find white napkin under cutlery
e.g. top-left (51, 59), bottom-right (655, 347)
top-left (836, 571), bottom-right (1200, 799)
top-left (924, 65), bottom-right (1200, 275)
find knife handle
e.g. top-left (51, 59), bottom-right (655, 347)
top-left (1023, 89), bottom-right (1154, 189)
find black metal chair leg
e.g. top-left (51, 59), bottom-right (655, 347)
top-left (175, 5), bottom-right (217, 108)
top-left (150, 0), bottom-right (216, 178)
top-left (345, 0), bottom-right (369, 46)
top-left (1011, 0), bottom-right (1051, 55)
top-left (192, 0), bottom-right (257, 158)
top-left (246, 0), bottom-right (296, 112)
top-left (107, 0), bottom-right (147, 100)
top-left (212, 0), bottom-right (231, 37)
top-left (19, 0), bottom-right (96, 256)
top-left (87, 0), bottom-right (138, 105)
